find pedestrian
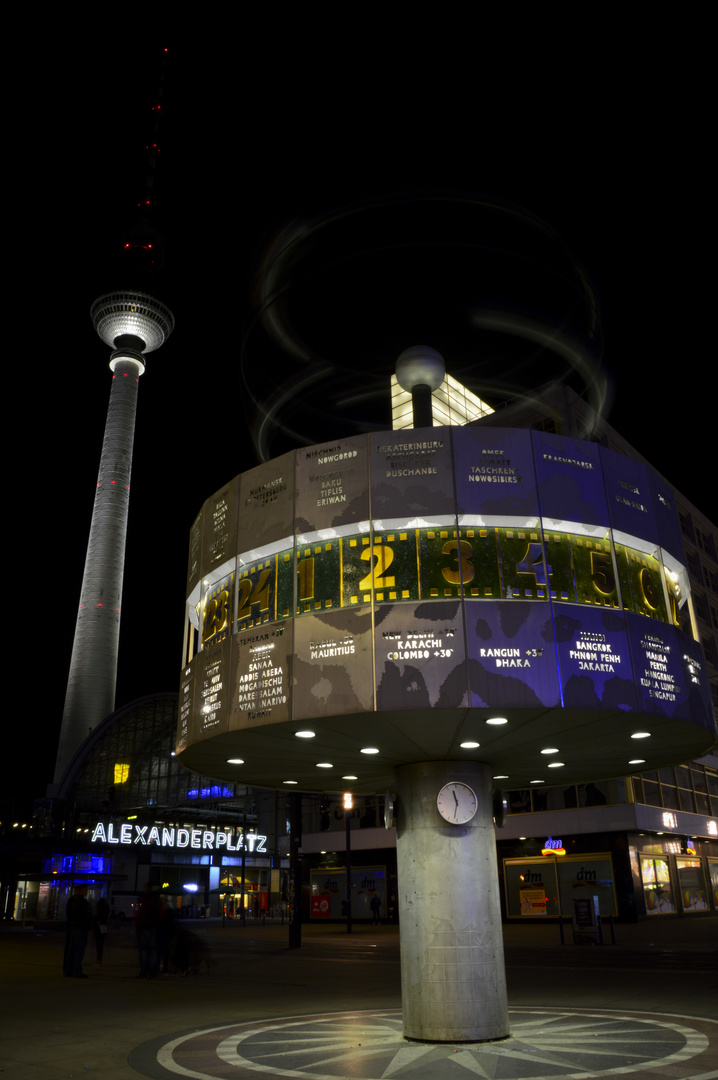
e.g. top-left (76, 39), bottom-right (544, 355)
top-left (156, 901), bottom-right (175, 975)
top-left (134, 885), bottom-right (161, 978)
top-left (93, 895), bottom-right (110, 966)
top-left (370, 894), bottom-right (381, 925)
top-left (64, 884), bottom-right (91, 978)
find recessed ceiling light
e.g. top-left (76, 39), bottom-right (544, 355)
top-left (541, 748), bottom-right (559, 755)
top-left (486, 717), bottom-right (508, 725)
top-left (628, 759), bottom-right (645, 765)
top-left (316, 762), bottom-right (333, 768)
top-left (460, 741), bottom-right (480, 749)
top-left (547, 762), bottom-right (565, 768)
top-left (295, 730), bottom-right (316, 738)
top-left (493, 774), bottom-right (509, 779)
top-left (360, 747), bottom-right (379, 754)
top-left (226, 758), bottom-right (244, 764)
top-left (283, 780), bottom-right (298, 784)
top-left (342, 775), bottom-right (358, 780)
top-left (530, 779), bottom-right (544, 784)
top-left (631, 732), bottom-right (651, 739)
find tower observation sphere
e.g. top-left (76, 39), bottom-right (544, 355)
top-left (91, 291), bottom-right (175, 354)
top-left (53, 290), bottom-right (174, 786)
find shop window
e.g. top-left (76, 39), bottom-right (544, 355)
top-left (45, 854), bottom-right (73, 874)
top-left (691, 767), bottom-right (708, 793)
top-left (676, 858), bottom-right (709, 911)
top-left (640, 855), bottom-right (675, 914)
top-left (709, 860), bottom-right (718, 905)
top-left (556, 855), bottom-right (617, 917)
top-left (503, 859), bottom-right (560, 918)
top-left (695, 792), bottom-right (711, 815)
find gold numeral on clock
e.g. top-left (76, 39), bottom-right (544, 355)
top-left (359, 543), bottom-right (396, 591)
top-left (590, 550), bottom-right (615, 596)
top-left (441, 539), bottom-right (475, 584)
top-left (237, 569), bottom-right (272, 623)
top-left (202, 589), bottom-right (229, 642)
top-left (297, 557), bottom-right (315, 601)
top-left (639, 567), bottom-right (659, 610)
top-left (516, 541), bottom-right (548, 585)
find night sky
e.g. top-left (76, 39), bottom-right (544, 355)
top-left (14, 27), bottom-right (712, 812)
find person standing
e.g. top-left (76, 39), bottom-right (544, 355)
top-left (64, 884), bottom-right (91, 978)
top-left (134, 885), bottom-right (161, 978)
top-left (93, 895), bottom-right (110, 966)
top-left (156, 901), bottom-right (175, 975)
top-left (370, 894), bottom-right (382, 925)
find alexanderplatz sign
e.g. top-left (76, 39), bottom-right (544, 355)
top-left (90, 822), bottom-right (267, 852)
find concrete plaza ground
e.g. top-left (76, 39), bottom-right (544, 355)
top-left (1, 915), bottom-right (716, 1078)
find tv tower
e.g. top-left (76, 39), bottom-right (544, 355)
top-left (53, 295), bottom-right (173, 784)
top-left (52, 48), bottom-right (174, 786)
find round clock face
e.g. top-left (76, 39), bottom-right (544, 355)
top-left (437, 782), bottom-right (478, 825)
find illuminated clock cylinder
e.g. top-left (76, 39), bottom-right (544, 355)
top-left (177, 425), bottom-right (715, 793)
